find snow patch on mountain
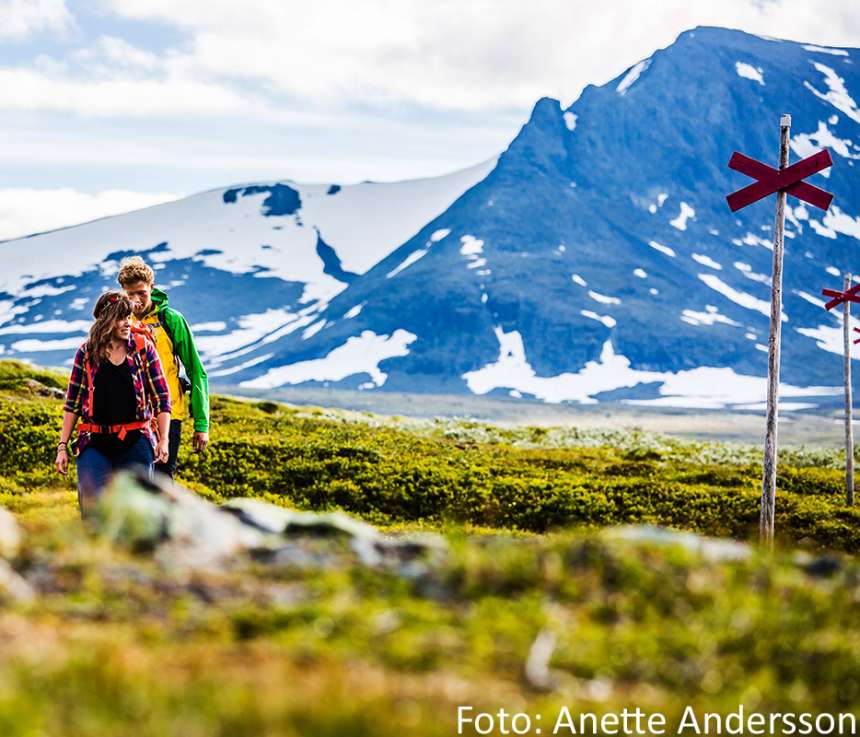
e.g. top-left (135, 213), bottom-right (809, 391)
top-left (463, 331), bottom-right (838, 407)
top-left (626, 369), bottom-right (839, 409)
top-left (692, 254), bottom-right (721, 270)
top-left (617, 60), bottom-right (651, 95)
top-left (740, 232), bottom-right (772, 249)
top-left (588, 290), bottom-right (620, 305)
top-left (0, 319), bottom-right (89, 335)
top-left (811, 220), bottom-right (838, 239)
top-left (733, 262), bottom-right (770, 285)
top-left (648, 241), bottom-right (675, 257)
top-left (11, 337), bottom-right (82, 352)
top-left (387, 248), bottom-right (429, 278)
top-left (803, 44), bottom-right (849, 56)
top-left (681, 306), bottom-right (740, 327)
top-left (302, 320), bottom-right (326, 340)
top-left (192, 321), bottom-right (227, 332)
top-left (208, 353), bottom-right (274, 378)
top-left (821, 205), bottom-right (860, 240)
top-left (670, 202), bottom-right (695, 231)
top-left (791, 121), bottom-right (859, 164)
top-left (581, 310), bottom-right (616, 328)
top-left (735, 62), bottom-right (764, 84)
top-left (459, 235), bottom-right (484, 256)
top-left (297, 160), bottom-right (496, 274)
top-left (0, 160), bottom-right (496, 306)
top-left (195, 309), bottom-right (299, 358)
top-left (797, 318), bottom-right (860, 355)
top-left (698, 273), bottom-right (785, 320)
top-left (240, 329), bottom-right (417, 389)
top-left (804, 62), bottom-right (860, 124)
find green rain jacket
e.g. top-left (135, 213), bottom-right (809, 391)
top-left (137, 288), bottom-right (210, 433)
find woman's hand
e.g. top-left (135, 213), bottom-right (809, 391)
top-left (55, 445), bottom-right (68, 475)
top-left (155, 437), bottom-right (169, 465)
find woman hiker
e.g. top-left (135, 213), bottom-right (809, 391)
top-left (55, 291), bottom-right (172, 516)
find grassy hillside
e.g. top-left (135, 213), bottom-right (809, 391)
top-left (1, 360), bottom-right (858, 552)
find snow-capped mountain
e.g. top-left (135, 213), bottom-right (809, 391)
top-left (2, 27), bottom-right (860, 410)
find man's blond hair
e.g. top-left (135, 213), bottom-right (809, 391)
top-left (117, 256), bottom-right (155, 287)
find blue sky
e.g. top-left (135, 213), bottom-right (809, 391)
top-left (1, 0), bottom-right (859, 239)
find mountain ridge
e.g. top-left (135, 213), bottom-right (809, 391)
top-left (1, 26), bottom-right (859, 409)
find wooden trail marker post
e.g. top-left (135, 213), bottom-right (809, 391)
top-left (821, 276), bottom-right (857, 506)
top-left (725, 115), bottom-right (834, 548)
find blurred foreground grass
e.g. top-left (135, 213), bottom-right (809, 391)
top-left (0, 360), bottom-right (858, 735)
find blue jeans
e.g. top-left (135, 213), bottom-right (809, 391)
top-left (76, 435), bottom-right (154, 516)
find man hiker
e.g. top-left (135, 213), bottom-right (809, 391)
top-left (117, 256), bottom-right (209, 478)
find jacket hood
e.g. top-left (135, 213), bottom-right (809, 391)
top-left (150, 287), bottom-right (169, 311)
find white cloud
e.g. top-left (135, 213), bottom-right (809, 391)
top-left (71, 35), bottom-right (160, 73)
top-left (98, 0), bottom-right (860, 113)
top-left (0, 66), bottom-right (255, 117)
top-left (0, 188), bottom-right (182, 241)
top-left (0, 0), bottom-right (72, 40)
top-left (0, 0), bottom-right (858, 195)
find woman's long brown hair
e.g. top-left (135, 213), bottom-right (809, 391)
top-left (87, 291), bottom-right (132, 364)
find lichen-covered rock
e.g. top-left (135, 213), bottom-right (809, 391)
top-left (98, 470), bottom-right (271, 569)
top-left (0, 506), bottom-right (21, 559)
top-left (223, 497), bottom-right (446, 568)
top-left (23, 378), bottom-right (65, 399)
top-left (0, 560), bottom-right (34, 603)
top-left (98, 470), bottom-right (445, 573)
top-left (605, 524), bottom-right (752, 562)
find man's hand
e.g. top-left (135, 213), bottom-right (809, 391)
top-left (193, 431), bottom-right (209, 453)
top-left (155, 438), bottom-right (169, 465)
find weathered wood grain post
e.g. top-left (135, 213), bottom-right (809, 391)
top-left (843, 274), bottom-right (854, 506)
top-left (822, 275), bottom-right (857, 506)
top-left (758, 114), bottom-right (791, 549)
top-left (726, 119), bottom-right (834, 549)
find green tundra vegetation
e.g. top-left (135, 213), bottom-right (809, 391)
top-left (2, 360), bottom-right (858, 551)
top-left (0, 359), bottom-right (858, 736)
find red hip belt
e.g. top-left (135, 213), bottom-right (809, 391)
top-left (78, 420), bottom-right (149, 441)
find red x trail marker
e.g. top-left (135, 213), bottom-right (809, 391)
top-left (726, 115), bottom-right (841, 545)
top-left (726, 149), bottom-right (834, 212)
top-left (822, 282), bottom-right (860, 311)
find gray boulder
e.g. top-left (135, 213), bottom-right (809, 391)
top-left (98, 470), bottom-right (445, 573)
top-left (0, 506), bottom-right (21, 558)
top-left (604, 524), bottom-right (752, 562)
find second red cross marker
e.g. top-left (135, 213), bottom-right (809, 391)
top-left (823, 282), bottom-right (860, 311)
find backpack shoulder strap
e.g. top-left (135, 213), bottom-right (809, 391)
top-left (84, 345), bottom-right (95, 419)
top-left (157, 308), bottom-right (174, 341)
top-left (130, 327), bottom-right (157, 413)
top-left (156, 308), bottom-right (180, 362)
top-left (131, 326), bottom-right (150, 353)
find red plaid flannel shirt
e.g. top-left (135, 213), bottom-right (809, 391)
top-left (63, 337), bottom-right (172, 453)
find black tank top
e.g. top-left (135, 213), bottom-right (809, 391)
top-left (89, 358), bottom-right (141, 458)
